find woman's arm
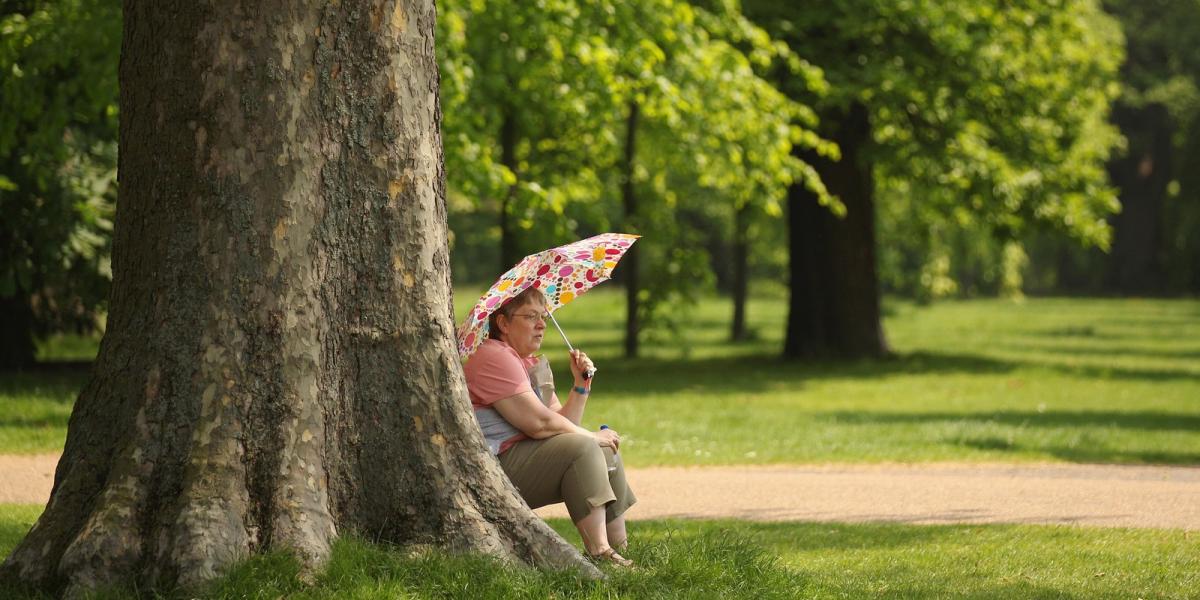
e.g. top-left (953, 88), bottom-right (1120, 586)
top-left (556, 349), bottom-right (594, 425)
top-left (556, 387), bottom-right (588, 425)
top-left (493, 391), bottom-right (591, 439)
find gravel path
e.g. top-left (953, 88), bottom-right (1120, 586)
top-left (4, 455), bottom-right (1197, 530)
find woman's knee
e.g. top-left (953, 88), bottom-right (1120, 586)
top-left (556, 432), bottom-right (598, 459)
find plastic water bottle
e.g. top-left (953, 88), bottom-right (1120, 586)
top-left (599, 425), bottom-right (618, 469)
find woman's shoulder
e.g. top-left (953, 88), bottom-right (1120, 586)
top-left (468, 338), bottom-right (522, 367)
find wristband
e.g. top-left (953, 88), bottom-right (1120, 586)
top-left (573, 385), bottom-right (590, 395)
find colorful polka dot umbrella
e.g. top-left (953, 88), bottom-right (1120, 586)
top-left (456, 233), bottom-right (640, 358)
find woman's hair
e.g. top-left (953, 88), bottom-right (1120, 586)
top-left (488, 287), bottom-right (547, 341)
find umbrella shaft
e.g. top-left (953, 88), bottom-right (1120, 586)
top-left (548, 312), bottom-right (595, 380)
top-left (548, 312), bottom-right (575, 353)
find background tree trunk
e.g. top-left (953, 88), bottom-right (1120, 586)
top-left (0, 1), bottom-right (595, 594)
top-left (1106, 102), bottom-right (1171, 294)
top-left (0, 294), bottom-right (36, 370)
top-left (499, 108), bottom-right (523, 272)
top-left (784, 102), bottom-right (888, 359)
top-left (730, 203), bottom-right (749, 342)
top-left (622, 101), bottom-right (641, 359)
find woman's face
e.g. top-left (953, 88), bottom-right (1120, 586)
top-left (497, 300), bottom-right (548, 357)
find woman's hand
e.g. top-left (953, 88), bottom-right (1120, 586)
top-left (594, 427), bottom-right (620, 452)
top-left (569, 349), bottom-right (595, 385)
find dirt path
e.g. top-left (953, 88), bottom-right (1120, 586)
top-left (541, 463), bottom-right (1200, 530)
top-left (0, 454), bottom-right (58, 505)
top-left (4, 455), bottom-right (1197, 530)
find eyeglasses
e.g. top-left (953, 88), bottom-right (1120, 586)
top-left (511, 311), bottom-right (550, 324)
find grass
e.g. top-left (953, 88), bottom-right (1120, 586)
top-left (4, 293), bottom-right (1200, 465)
top-left (0, 371), bottom-right (87, 454)
top-left (520, 293), bottom-right (1200, 466)
top-left (1, 504), bottom-right (1196, 599)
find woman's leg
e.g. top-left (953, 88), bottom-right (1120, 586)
top-left (600, 447), bottom-right (636, 550)
top-left (606, 514), bottom-right (627, 551)
top-left (575, 505), bottom-right (612, 555)
top-left (499, 434), bottom-right (633, 559)
top-left (499, 433), bottom-right (619, 555)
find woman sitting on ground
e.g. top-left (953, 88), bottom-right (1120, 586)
top-left (463, 287), bottom-right (636, 567)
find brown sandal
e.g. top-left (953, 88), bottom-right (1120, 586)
top-left (587, 547), bottom-right (634, 568)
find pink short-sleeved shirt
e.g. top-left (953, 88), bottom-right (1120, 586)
top-left (463, 339), bottom-right (559, 453)
top-left (464, 339), bottom-right (534, 407)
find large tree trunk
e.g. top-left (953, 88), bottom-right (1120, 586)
top-left (1106, 102), bottom-right (1171, 294)
top-left (622, 101), bottom-right (641, 359)
top-left (784, 102), bottom-right (888, 359)
top-left (0, 1), bottom-right (595, 595)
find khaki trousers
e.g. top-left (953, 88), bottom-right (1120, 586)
top-left (499, 432), bottom-right (637, 523)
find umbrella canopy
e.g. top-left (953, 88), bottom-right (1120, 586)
top-left (457, 233), bottom-right (639, 358)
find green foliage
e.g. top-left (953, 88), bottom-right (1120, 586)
top-left (748, 0), bottom-right (1124, 301)
top-left (1106, 0), bottom-right (1200, 121)
top-left (1107, 0), bottom-right (1200, 292)
top-left (878, 187), bottom-right (1032, 301)
top-left (1014, 1), bottom-right (1200, 295)
top-left (438, 0), bottom-right (619, 255)
top-left (0, 0), bottom-right (119, 335)
top-left (438, 0), bottom-right (829, 345)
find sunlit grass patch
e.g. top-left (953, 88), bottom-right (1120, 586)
top-left (3, 506), bottom-right (1195, 599)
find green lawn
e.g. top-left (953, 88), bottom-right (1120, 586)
top-left (528, 293), bottom-right (1200, 466)
top-left (1, 505), bottom-right (1195, 599)
top-left (0, 371), bottom-right (86, 454)
top-left (4, 294), bottom-right (1199, 465)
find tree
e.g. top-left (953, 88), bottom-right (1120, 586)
top-left (660, 2), bottom-right (833, 344)
top-left (746, 0), bottom-right (1123, 358)
top-left (1, 1), bottom-right (596, 594)
top-left (437, 0), bottom-right (623, 274)
top-left (439, 0), bottom-right (827, 358)
top-left (1101, 0), bottom-right (1200, 293)
top-left (0, 0), bottom-right (120, 370)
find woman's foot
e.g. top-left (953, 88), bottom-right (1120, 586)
top-left (586, 547), bottom-right (634, 568)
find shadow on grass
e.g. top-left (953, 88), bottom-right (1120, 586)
top-left (822, 410), bottom-right (1200, 464)
top-left (579, 347), bottom-right (1198, 400)
top-left (0, 371), bottom-right (85, 439)
top-left (0, 369), bottom-right (90, 399)
top-left (1036, 445), bottom-right (1200, 466)
top-left (991, 340), bottom-right (1200, 361)
top-left (0, 513), bottom-right (38, 557)
top-left (823, 410), bottom-right (1200, 433)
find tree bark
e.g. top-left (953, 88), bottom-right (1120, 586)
top-left (621, 101), bottom-right (640, 359)
top-left (784, 102), bottom-right (888, 359)
top-left (730, 203), bottom-right (749, 342)
top-left (1106, 102), bottom-right (1171, 294)
top-left (0, 1), bottom-right (596, 595)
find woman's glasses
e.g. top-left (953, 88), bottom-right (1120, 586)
top-left (511, 311), bottom-right (550, 324)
